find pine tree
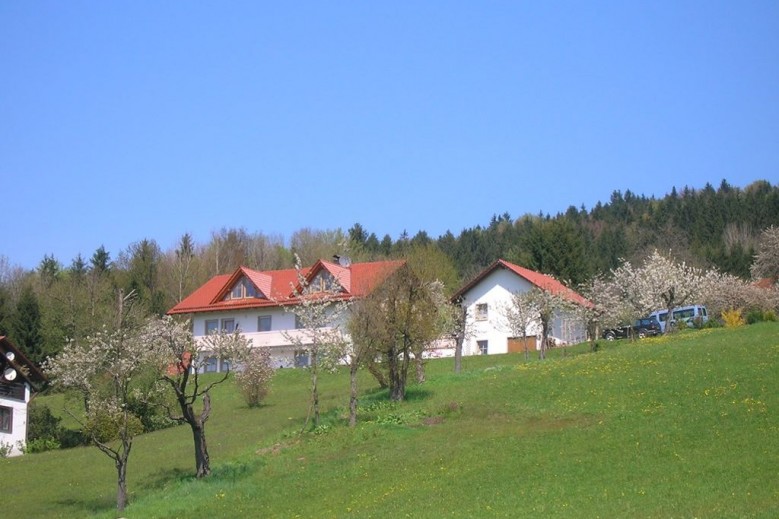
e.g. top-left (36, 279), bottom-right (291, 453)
top-left (11, 285), bottom-right (46, 364)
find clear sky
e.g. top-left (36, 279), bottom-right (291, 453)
top-left (2, 1), bottom-right (778, 270)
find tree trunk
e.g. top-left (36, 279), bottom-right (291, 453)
top-left (115, 454), bottom-right (128, 512)
top-left (662, 288), bottom-right (676, 334)
top-left (185, 394), bottom-right (212, 478)
top-left (523, 333), bottom-right (529, 361)
top-left (539, 320), bottom-right (548, 360)
top-left (454, 305), bottom-right (466, 373)
top-left (388, 340), bottom-right (407, 401)
top-left (388, 347), bottom-right (401, 401)
top-left (349, 363), bottom-right (358, 428)
top-left (311, 349), bottom-right (320, 427)
top-left (367, 359), bottom-right (388, 389)
top-left (191, 420), bottom-right (210, 477)
top-left (391, 337), bottom-right (412, 401)
top-left (415, 354), bottom-right (425, 384)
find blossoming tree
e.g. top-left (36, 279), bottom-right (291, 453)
top-left (144, 315), bottom-right (251, 477)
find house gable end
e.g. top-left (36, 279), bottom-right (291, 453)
top-left (0, 336), bottom-right (46, 390)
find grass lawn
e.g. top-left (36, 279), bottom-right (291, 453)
top-left (2, 323), bottom-right (778, 518)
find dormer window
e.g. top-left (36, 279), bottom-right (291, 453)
top-left (306, 271), bottom-right (341, 294)
top-left (224, 276), bottom-right (260, 301)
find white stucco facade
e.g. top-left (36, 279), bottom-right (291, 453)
top-left (0, 384), bottom-right (32, 457)
top-left (191, 307), bottom-right (348, 369)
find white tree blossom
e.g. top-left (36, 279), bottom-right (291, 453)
top-left (279, 255), bottom-right (351, 429)
top-left (609, 250), bottom-right (707, 331)
top-left (144, 315), bottom-right (251, 477)
top-left (235, 346), bottom-right (274, 408)
top-left (751, 225), bottom-right (779, 281)
top-left (498, 291), bottom-right (540, 360)
top-left (45, 319), bottom-right (163, 512)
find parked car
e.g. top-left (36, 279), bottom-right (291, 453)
top-left (602, 316), bottom-right (662, 341)
top-left (648, 305), bottom-right (708, 333)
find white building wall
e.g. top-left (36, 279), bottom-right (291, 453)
top-left (191, 307), bottom-right (351, 369)
top-left (191, 308), bottom-right (293, 338)
top-left (0, 384), bottom-right (30, 457)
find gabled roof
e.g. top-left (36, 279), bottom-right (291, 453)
top-left (0, 336), bottom-right (46, 389)
top-left (168, 259), bottom-right (405, 315)
top-left (291, 259), bottom-right (352, 295)
top-left (452, 259), bottom-right (592, 308)
top-left (211, 266), bottom-right (275, 303)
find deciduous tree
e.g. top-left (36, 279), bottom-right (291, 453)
top-left (751, 225), bottom-right (779, 281)
top-left (609, 250), bottom-right (707, 332)
top-left (348, 264), bottom-right (445, 401)
top-left (144, 316), bottom-right (251, 478)
top-left (499, 290), bottom-right (539, 360)
top-left (44, 290), bottom-right (157, 513)
top-left (11, 284), bottom-right (45, 364)
top-left (280, 256), bottom-right (350, 429)
top-left (235, 347), bottom-right (274, 408)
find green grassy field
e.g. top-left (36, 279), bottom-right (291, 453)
top-left (2, 323), bottom-right (778, 518)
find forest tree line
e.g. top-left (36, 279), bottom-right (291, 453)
top-left (1, 178), bottom-right (778, 364)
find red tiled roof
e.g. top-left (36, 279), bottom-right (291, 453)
top-left (452, 259), bottom-right (592, 308)
top-left (167, 260), bottom-right (405, 315)
top-left (754, 277), bottom-right (778, 290)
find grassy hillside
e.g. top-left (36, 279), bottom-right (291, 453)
top-left (3, 324), bottom-right (778, 518)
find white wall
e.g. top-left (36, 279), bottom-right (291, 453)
top-left (192, 308), bottom-right (293, 338)
top-left (0, 384), bottom-right (31, 457)
top-left (192, 306), bottom-right (351, 369)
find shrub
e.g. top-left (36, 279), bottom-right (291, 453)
top-left (27, 402), bottom-right (63, 444)
top-left (235, 348), bottom-right (274, 408)
top-left (722, 308), bottom-right (745, 328)
top-left (24, 438), bottom-right (61, 454)
top-left (126, 396), bottom-right (176, 433)
top-left (746, 309), bottom-right (778, 324)
top-left (0, 442), bottom-right (12, 458)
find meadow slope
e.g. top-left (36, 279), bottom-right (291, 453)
top-left (2, 323), bottom-right (777, 518)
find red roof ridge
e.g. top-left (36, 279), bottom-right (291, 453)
top-left (167, 259), bottom-right (405, 315)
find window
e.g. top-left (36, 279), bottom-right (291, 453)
top-left (306, 272), bottom-right (340, 294)
top-left (0, 406), bottom-right (11, 433)
top-left (224, 277), bottom-right (261, 301)
top-left (245, 283), bottom-right (257, 298)
top-left (205, 319), bottom-right (218, 335)
top-left (220, 359), bottom-right (231, 372)
top-left (258, 315), bottom-right (272, 332)
top-left (476, 303), bottom-right (489, 321)
top-left (205, 357), bottom-right (218, 373)
top-left (221, 319), bottom-right (235, 332)
top-left (294, 350), bottom-right (310, 368)
top-left (477, 340), bottom-right (488, 355)
top-left (295, 314), bottom-right (303, 329)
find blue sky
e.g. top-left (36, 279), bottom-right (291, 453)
top-left (2, 1), bottom-right (778, 270)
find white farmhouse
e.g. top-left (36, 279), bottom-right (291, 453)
top-left (452, 259), bottom-right (591, 356)
top-left (168, 258), bottom-right (405, 369)
top-left (0, 336), bottom-right (46, 456)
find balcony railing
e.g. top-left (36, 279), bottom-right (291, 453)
top-left (194, 328), bottom-right (345, 349)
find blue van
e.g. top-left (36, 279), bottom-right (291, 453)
top-left (649, 305), bottom-right (708, 333)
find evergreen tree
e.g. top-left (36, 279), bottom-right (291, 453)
top-left (91, 245), bottom-right (112, 274)
top-left (38, 254), bottom-right (60, 288)
top-left (0, 285), bottom-right (11, 336)
top-left (11, 285), bottom-right (45, 364)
